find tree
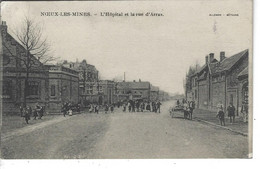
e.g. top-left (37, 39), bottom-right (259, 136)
top-left (3, 17), bottom-right (55, 106)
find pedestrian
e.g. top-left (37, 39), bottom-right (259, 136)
top-left (23, 106), bottom-right (31, 124)
top-left (128, 102), bottom-right (131, 112)
top-left (110, 104), bottom-right (114, 113)
top-left (157, 101), bottom-right (162, 113)
top-left (146, 102), bottom-right (151, 112)
top-left (123, 103), bottom-right (126, 112)
top-left (105, 104), bottom-right (109, 114)
top-left (216, 106), bottom-right (225, 126)
top-left (189, 101), bottom-right (195, 120)
top-left (227, 103), bottom-right (235, 124)
top-left (241, 102), bottom-right (248, 123)
top-left (95, 104), bottom-right (99, 114)
top-left (61, 102), bottom-right (67, 117)
top-left (19, 104), bottom-right (24, 117)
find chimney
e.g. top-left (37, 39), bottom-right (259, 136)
top-left (220, 51), bottom-right (225, 61)
top-left (133, 80), bottom-right (136, 82)
top-left (0, 21), bottom-right (7, 35)
top-left (205, 55), bottom-right (209, 64)
top-left (209, 53), bottom-right (214, 63)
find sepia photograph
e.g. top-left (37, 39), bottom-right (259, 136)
top-left (0, 0), bottom-right (253, 160)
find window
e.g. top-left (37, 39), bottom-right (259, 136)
top-left (51, 85), bottom-right (56, 96)
top-left (87, 86), bottom-right (93, 94)
top-left (3, 81), bottom-right (12, 98)
top-left (28, 81), bottom-right (39, 96)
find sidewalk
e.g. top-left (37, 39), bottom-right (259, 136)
top-left (193, 109), bottom-right (248, 136)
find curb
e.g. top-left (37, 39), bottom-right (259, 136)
top-left (193, 117), bottom-right (248, 137)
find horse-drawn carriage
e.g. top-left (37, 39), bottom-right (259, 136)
top-left (169, 101), bottom-right (194, 120)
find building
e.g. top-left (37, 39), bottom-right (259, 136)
top-left (45, 65), bottom-right (79, 113)
top-left (150, 85), bottom-right (159, 101)
top-left (115, 81), bottom-right (151, 102)
top-left (1, 21), bottom-right (49, 114)
top-left (79, 80), bottom-right (114, 106)
top-left (185, 49), bottom-right (249, 115)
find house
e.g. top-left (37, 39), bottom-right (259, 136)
top-left (1, 21), bottom-right (49, 114)
top-left (185, 49), bottom-right (249, 116)
top-left (115, 81), bottom-right (151, 102)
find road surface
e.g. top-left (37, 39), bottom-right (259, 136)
top-left (1, 101), bottom-right (249, 159)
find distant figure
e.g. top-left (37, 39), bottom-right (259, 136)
top-left (241, 101), bottom-right (248, 122)
top-left (189, 101), bottom-right (195, 120)
top-left (177, 100), bottom-right (180, 106)
top-left (156, 101), bottom-right (162, 113)
top-left (216, 106), bottom-right (225, 126)
top-left (227, 103), bottom-right (235, 124)
top-left (23, 106), bottom-right (31, 124)
top-left (110, 105), bottom-right (114, 113)
top-left (95, 105), bottom-right (99, 114)
top-left (123, 103), bottom-right (126, 112)
top-left (105, 104), bottom-right (109, 114)
top-left (128, 102), bottom-right (131, 112)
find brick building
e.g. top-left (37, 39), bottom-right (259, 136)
top-left (45, 65), bottom-right (79, 113)
top-left (1, 21), bottom-right (49, 114)
top-left (185, 49), bottom-right (249, 115)
top-left (115, 81), bottom-right (151, 102)
top-left (79, 80), bottom-right (114, 106)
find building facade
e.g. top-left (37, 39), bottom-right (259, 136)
top-left (1, 21), bottom-right (49, 114)
top-left (115, 81), bottom-right (151, 102)
top-left (45, 65), bottom-right (79, 113)
top-left (185, 49), bottom-right (249, 115)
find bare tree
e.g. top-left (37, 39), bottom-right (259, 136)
top-left (3, 17), bottom-right (55, 106)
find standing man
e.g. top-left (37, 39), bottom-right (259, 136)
top-left (227, 103), bottom-right (235, 124)
top-left (189, 101), bottom-right (195, 120)
top-left (157, 101), bottom-right (162, 113)
top-left (216, 105), bottom-right (225, 126)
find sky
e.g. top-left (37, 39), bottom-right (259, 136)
top-left (1, 0), bottom-right (252, 94)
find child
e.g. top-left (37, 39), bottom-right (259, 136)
top-left (216, 106), bottom-right (225, 126)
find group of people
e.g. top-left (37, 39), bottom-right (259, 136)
top-left (61, 102), bottom-right (81, 117)
top-left (182, 100), bottom-right (195, 120)
top-left (122, 100), bottom-right (162, 113)
top-left (216, 103), bottom-right (236, 126)
top-left (88, 104), bottom-right (115, 114)
top-left (19, 103), bottom-right (45, 124)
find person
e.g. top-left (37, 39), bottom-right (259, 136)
top-left (95, 104), bottom-right (99, 114)
top-left (20, 104), bottom-right (24, 117)
top-left (157, 101), bottom-right (162, 113)
top-left (241, 102), bottom-right (248, 123)
top-left (23, 106), bottom-right (31, 124)
top-left (183, 102), bottom-right (189, 119)
top-left (189, 101), bottom-right (195, 120)
top-left (227, 103), bottom-right (235, 124)
top-left (110, 104), bottom-right (114, 113)
top-left (216, 106), bottom-right (225, 126)
top-left (177, 100), bottom-right (180, 106)
top-left (61, 102), bottom-right (68, 117)
top-left (123, 103), bottom-right (126, 112)
top-left (105, 104), bottom-right (109, 114)
top-left (146, 102), bottom-right (151, 112)
top-left (128, 101), bottom-right (131, 112)
top-left (89, 104), bottom-right (93, 113)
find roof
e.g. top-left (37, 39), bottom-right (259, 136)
top-left (151, 86), bottom-right (159, 91)
top-left (197, 49), bottom-right (248, 75)
top-left (238, 67), bottom-right (248, 78)
top-left (118, 81), bottom-right (150, 89)
top-left (212, 49), bottom-right (248, 74)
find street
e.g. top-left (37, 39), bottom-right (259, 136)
top-left (1, 101), bottom-right (248, 159)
